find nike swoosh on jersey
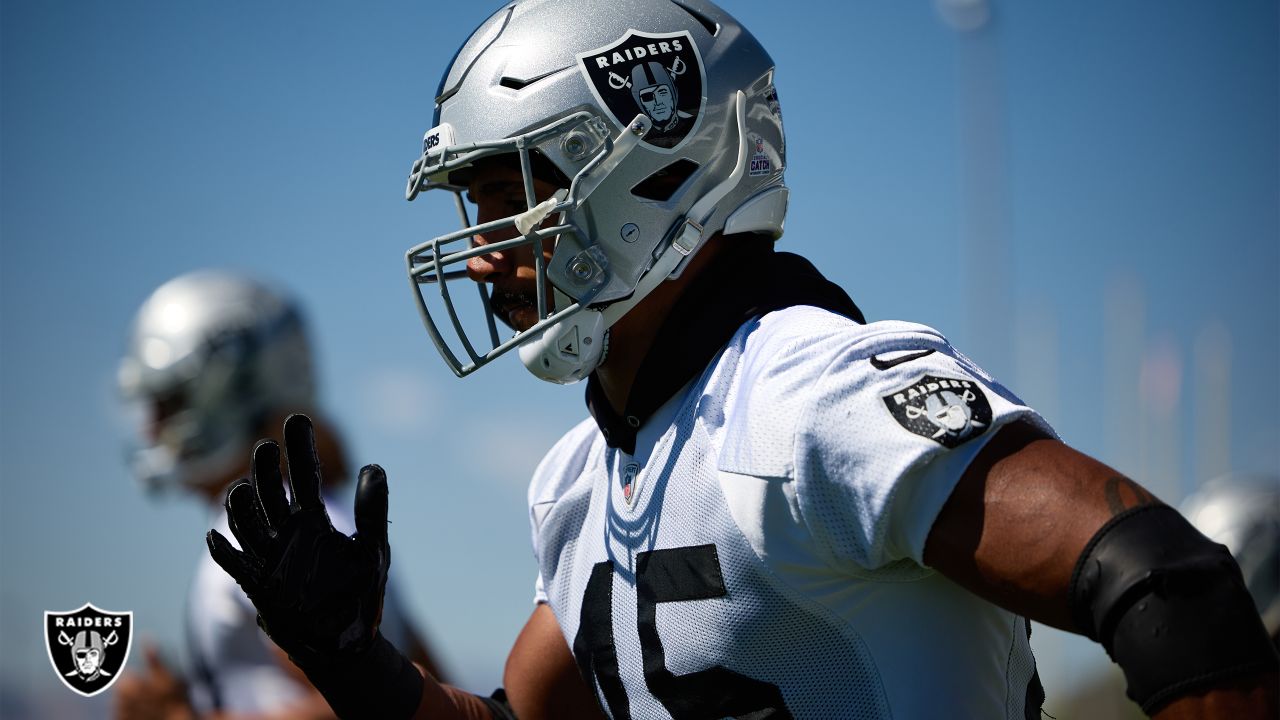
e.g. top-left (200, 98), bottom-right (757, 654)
top-left (869, 349), bottom-right (936, 370)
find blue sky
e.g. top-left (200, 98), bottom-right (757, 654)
top-left (2, 1), bottom-right (1276, 716)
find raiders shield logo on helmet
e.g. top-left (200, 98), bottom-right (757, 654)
top-left (577, 29), bottom-right (705, 151)
top-left (883, 375), bottom-right (993, 448)
top-left (45, 603), bottom-right (133, 697)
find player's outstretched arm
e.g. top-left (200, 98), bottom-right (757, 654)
top-left (206, 414), bottom-right (493, 720)
top-left (923, 419), bottom-right (1278, 718)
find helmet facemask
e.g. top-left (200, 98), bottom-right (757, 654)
top-left (406, 111), bottom-right (660, 382)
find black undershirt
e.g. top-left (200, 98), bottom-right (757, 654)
top-left (585, 241), bottom-right (865, 454)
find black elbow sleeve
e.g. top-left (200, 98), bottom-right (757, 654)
top-left (1068, 504), bottom-right (1279, 714)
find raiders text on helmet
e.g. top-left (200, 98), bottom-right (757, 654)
top-left (405, 0), bottom-right (788, 383)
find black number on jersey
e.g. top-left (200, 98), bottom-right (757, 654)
top-left (573, 544), bottom-right (793, 719)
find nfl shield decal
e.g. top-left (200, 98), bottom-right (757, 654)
top-left (577, 29), bottom-right (705, 151)
top-left (45, 603), bottom-right (133, 697)
top-left (621, 461), bottom-right (640, 507)
top-left (883, 375), bottom-right (992, 448)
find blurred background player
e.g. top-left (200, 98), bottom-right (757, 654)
top-left (1181, 473), bottom-right (1280, 648)
top-left (113, 270), bottom-right (444, 719)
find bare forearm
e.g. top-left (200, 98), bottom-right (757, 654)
top-left (413, 674), bottom-right (500, 720)
top-left (1151, 671), bottom-right (1279, 720)
top-left (923, 420), bottom-right (1142, 629)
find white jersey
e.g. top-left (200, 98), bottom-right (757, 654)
top-left (529, 307), bottom-right (1051, 719)
top-left (189, 494), bottom-right (416, 714)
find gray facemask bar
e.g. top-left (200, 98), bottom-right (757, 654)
top-left (405, 111), bottom-right (653, 377)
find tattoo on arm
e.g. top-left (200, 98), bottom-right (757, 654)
top-left (1103, 476), bottom-right (1158, 516)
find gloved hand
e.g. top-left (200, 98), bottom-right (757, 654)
top-left (206, 413), bottom-right (421, 719)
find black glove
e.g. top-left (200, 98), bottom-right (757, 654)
top-left (206, 413), bottom-right (422, 719)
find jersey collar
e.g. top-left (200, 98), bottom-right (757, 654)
top-left (585, 242), bottom-right (865, 454)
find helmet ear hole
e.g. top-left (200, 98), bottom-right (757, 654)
top-left (631, 159), bottom-right (700, 201)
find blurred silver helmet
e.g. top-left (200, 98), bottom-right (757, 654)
top-left (1181, 474), bottom-right (1280, 640)
top-left (118, 271), bottom-right (315, 494)
top-left (406, 0), bottom-right (787, 383)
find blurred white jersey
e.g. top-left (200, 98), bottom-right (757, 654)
top-left (189, 494), bottom-right (416, 714)
top-left (529, 306), bottom-right (1050, 719)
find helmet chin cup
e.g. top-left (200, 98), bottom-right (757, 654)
top-left (519, 309), bottom-right (607, 384)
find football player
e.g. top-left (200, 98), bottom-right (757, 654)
top-left (115, 271), bottom-right (442, 719)
top-left (1181, 474), bottom-right (1280, 648)
top-left (206, 2), bottom-right (1279, 718)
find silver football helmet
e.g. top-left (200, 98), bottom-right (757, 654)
top-left (405, 0), bottom-right (788, 383)
top-left (1181, 474), bottom-right (1280, 641)
top-left (118, 271), bottom-right (315, 494)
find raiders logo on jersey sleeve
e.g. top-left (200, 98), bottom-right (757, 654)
top-left (576, 29), bottom-right (706, 151)
top-left (882, 375), bottom-right (993, 448)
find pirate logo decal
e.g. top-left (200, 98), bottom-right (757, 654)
top-left (45, 603), bottom-right (133, 697)
top-left (577, 30), bottom-right (705, 151)
top-left (883, 375), bottom-right (992, 448)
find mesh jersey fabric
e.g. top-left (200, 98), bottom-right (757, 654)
top-left (529, 306), bottom-right (1051, 718)
top-left (189, 493), bottom-right (417, 714)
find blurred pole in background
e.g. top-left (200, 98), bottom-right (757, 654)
top-left (1193, 321), bottom-right (1232, 490)
top-left (937, 0), bottom-right (1014, 383)
top-left (1013, 298), bottom-right (1061, 426)
top-left (1139, 335), bottom-right (1183, 501)
top-left (1105, 276), bottom-right (1145, 479)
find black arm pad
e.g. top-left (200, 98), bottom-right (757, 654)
top-left (1069, 504), bottom-right (1279, 713)
top-left (297, 633), bottom-right (424, 720)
